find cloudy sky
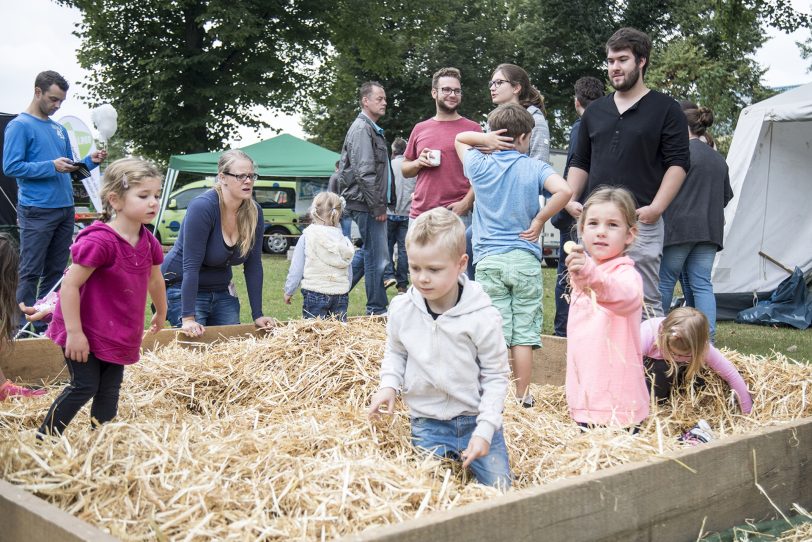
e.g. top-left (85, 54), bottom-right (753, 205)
top-left (1, 0), bottom-right (810, 145)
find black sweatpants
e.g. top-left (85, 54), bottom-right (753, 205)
top-left (39, 352), bottom-right (125, 436)
top-left (644, 357), bottom-right (706, 402)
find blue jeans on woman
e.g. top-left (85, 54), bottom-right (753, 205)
top-left (166, 286), bottom-right (241, 327)
top-left (410, 415), bottom-right (512, 489)
top-left (659, 242), bottom-right (718, 339)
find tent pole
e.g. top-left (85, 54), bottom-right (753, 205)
top-left (155, 168), bottom-right (178, 232)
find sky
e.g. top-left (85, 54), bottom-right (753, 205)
top-left (1, 0), bottom-right (810, 146)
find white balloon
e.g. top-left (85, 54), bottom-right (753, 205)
top-left (91, 104), bottom-right (118, 143)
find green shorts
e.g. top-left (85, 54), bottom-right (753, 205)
top-left (475, 249), bottom-right (542, 347)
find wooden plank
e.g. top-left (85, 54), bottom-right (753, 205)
top-left (3, 321), bottom-right (571, 386)
top-left (344, 417), bottom-right (812, 542)
top-left (0, 479), bottom-right (117, 542)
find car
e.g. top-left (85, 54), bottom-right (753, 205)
top-left (153, 179), bottom-right (309, 254)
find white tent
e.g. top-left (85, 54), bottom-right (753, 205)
top-left (712, 82), bottom-right (812, 319)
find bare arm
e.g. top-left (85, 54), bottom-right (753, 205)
top-left (147, 265), bottom-right (167, 333)
top-left (401, 150), bottom-right (433, 178)
top-left (637, 165), bottom-right (687, 224)
top-left (564, 167), bottom-right (589, 218)
top-left (520, 174), bottom-right (572, 241)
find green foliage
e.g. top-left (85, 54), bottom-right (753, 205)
top-left (61, 0), bottom-right (327, 162)
top-left (800, 34), bottom-right (812, 72)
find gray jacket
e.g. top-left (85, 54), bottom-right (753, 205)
top-left (337, 113), bottom-right (395, 216)
top-left (389, 155), bottom-right (416, 217)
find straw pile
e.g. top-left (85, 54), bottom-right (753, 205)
top-left (1, 319), bottom-right (810, 541)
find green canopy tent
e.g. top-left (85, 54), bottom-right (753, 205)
top-left (157, 133), bottom-right (340, 227)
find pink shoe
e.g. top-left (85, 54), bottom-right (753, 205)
top-left (0, 380), bottom-right (47, 400)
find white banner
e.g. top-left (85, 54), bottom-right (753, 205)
top-left (58, 115), bottom-right (102, 212)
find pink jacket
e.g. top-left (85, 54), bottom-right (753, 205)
top-left (566, 255), bottom-right (649, 426)
top-left (641, 318), bottom-right (753, 413)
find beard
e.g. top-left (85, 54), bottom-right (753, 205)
top-left (437, 99), bottom-right (459, 114)
top-left (611, 65), bottom-right (641, 92)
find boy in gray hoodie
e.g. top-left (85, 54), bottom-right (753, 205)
top-left (368, 207), bottom-right (512, 488)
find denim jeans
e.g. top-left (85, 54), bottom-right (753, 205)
top-left (411, 415), bottom-right (512, 489)
top-left (166, 286), bottom-right (241, 327)
top-left (385, 217), bottom-right (409, 288)
top-left (302, 288), bottom-right (348, 321)
top-left (659, 242), bottom-right (718, 339)
top-left (348, 209), bottom-right (389, 315)
top-left (16, 205), bottom-right (74, 328)
top-left (554, 227), bottom-right (572, 337)
top-left (39, 352), bottom-right (124, 435)
top-left (339, 215), bottom-right (353, 239)
top-left (627, 218), bottom-right (665, 319)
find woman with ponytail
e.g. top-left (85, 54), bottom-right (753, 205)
top-left (161, 150), bottom-right (274, 336)
top-left (284, 191), bottom-right (355, 320)
top-left (659, 105), bottom-right (733, 340)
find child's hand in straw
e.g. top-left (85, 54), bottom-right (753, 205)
top-left (65, 331), bottom-right (90, 363)
top-left (254, 316), bottom-right (275, 330)
top-left (368, 387), bottom-right (397, 420)
top-left (148, 312), bottom-right (165, 334)
top-left (181, 317), bottom-right (205, 337)
top-left (475, 129), bottom-right (514, 154)
top-left (565, 243), bottom-right (587, 274)
top-left (461, 435), bottom-right (490, 468)
top-left (283, 294), bottom-right (293, 305)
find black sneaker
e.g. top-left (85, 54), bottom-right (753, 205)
top-left (520, 395), bottom-right (535, 408)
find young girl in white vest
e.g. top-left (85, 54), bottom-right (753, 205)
top-left (284, 192), bottom-right (355, 320)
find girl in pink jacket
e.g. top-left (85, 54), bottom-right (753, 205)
top-left (642, 307), bottom-right (753, 414)
top-left (565, 187), bottom-right (649, 429)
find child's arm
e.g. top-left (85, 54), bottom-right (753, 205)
top-left (566, 250), bottom-right (642, 315)
top-left (368, 304), bottom-right (408, 420)
top-left (60, 264), bottom-right (96, 362)
top-left (454, 130), bottom-right (514, 163)
top-left (520, 172), bottom-right (572, 241)
top-left (704, 346), bottom-right (753, 414)
top-left (147, 265), bottom-right (167, 334)
top-left (283, 236), bottom-right (307, 304)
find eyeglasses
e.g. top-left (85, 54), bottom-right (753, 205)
top-left (224, 172), bottom-right (258, 182)
top-left (438, 87), bottom-right (462, 96)
top-left (488, 79), bottom-right (511, 89)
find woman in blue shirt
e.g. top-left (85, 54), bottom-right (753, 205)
top-left (161, 150), bottom-right (274, 335)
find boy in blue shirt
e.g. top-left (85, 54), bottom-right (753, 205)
top-left (455, 104), bottom-right (571, 407)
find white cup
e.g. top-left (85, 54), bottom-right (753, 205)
top-left (427, 149), bottom-right (441, 166)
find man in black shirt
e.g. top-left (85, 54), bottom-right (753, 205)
top-left (566, 27), bottom-right (690, 319)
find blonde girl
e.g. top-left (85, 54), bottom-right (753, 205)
top-left (0, 234), bottom-right (47, 399)
top-left (565, 186), bottom-right (649, 429)
top-left (284, 191), bottom-right (355, 320)
top-left (161, 149), bottom-right (274, 336)
top-left (38, 158), bottom-right (167, 435)
top-left (641, 307), bottom-right (752, 413)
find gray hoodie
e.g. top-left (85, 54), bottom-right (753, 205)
top-left (379, 274), bottom-right (510, 443)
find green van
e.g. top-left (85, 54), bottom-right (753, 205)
top-left (154, 179), bottom-right (305, 254)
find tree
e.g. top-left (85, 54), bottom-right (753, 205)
top-left (61, 0), bottom-right (327, 162)
top-left (800, 35), bottom-right (812, 72)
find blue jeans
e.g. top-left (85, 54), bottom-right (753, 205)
top-left (554, 227), bottom-right (572, 337)
top-left (166, 286), bottom-right (241, 327)
top-left (348, 210), bottom-right (389, 315)
top-left (302, 288), bottom-right (348, 320)
top-left (339, 215), bottom-right (353, 239)
top-left (659, 242), bottom-right (718, 339)
top-left (410, 415), bottom-right (512, 489)
top-left (39, 352), bottom-right (124, 436)
top-left (16, 205), bottom-right (74, 328)
top-left (385, 217), bottom-right (409, 288)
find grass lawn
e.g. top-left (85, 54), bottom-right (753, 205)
top-left (151, 254), bottom-right (811, 363)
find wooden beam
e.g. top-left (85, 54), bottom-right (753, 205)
top-left (344, 417), bottom-right (812, 542)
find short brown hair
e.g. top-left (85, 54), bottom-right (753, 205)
top-left (487, 103), bottom-right (534, 139)
top-left (432, 67), bottom-right (461, 89)
top-left (574, 76), bottom-right (604, 109)
top-left (606, 27), bottom-right (652, 75)
top-left (406, 207), bottom-right (466, 257)
top-left (35, 70), bottom-right (68, 92)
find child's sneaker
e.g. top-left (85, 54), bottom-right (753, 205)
top-left (678, 419), bottom-right (714, 445)
top-left (520, 395), bottom-right (535, 409)
top-left (384, 278), bottom-right (397, 289)
top-left (0, 380), bottom-right (47, 400)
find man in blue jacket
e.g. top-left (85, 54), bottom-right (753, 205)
top-left (3, 70), bottom-right (106, 327)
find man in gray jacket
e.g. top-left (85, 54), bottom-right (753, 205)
top-left (337, 81), bottom-right (396, 315)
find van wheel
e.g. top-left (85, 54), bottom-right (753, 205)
top-left (263, 227), bottom-right (291, 254)
top-left (544, 258), bottom-right (559, 268)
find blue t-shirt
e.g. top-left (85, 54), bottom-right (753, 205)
top-left (463, 149), bottom-right (554, 264)
top-left (2, 112), bottom-right (95, 208)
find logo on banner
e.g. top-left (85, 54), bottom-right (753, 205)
top-left (59, 115), bottom-right (102, 212)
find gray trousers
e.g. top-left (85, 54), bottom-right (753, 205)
top-left (627, 218), bottom-right (664, 319)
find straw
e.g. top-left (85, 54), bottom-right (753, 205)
top-left (1, 318), bottom-right (810, 541)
